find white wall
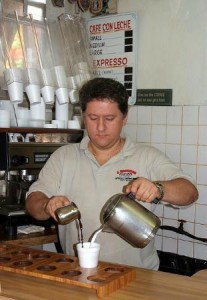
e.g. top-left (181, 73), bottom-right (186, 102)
top-left (118, 0), bottom-right (207, 105)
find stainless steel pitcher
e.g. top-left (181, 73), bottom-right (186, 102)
top-left (100, 193), bottom-right (161, 248)
top-left (55, 202), bottom-right (80, 225)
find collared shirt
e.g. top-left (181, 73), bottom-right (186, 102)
top-left (28, 136), bottom-right (195, 270)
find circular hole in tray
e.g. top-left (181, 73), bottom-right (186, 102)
top-left (13, 260), bottom-right (33, 267)
top-left (11, 250), bottom-right (30, 255)
top-left (32, 254), bottom-right (51, 259)
top-left (87, 275), bottom-right (107, 282)
top-left (104, 267), bottom-right (125, 273)
top-left (0, 256), bottom-right (11, 263)
top-left (37, 265), bottom-right (57, 271)
top-left (61, 270), bottom-right (81, 276)
top-left (56, 257), bottom-right (74, 263)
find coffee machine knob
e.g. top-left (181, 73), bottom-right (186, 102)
top-left (11, 155), bottom-right (28, 167)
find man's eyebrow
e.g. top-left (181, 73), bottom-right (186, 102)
top-left (85, 113), bottom-right (116, 116)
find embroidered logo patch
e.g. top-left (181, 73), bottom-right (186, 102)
top-left (115, 169), bottom-right (137, 181)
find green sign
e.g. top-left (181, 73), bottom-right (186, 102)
top-left (136, 89), bottom-right (172, 106)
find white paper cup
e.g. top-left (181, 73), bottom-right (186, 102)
top-left (0, 100), bottom-right (17, 126)
top-left (69, 89), bottom-right (79, 104)
top-left (77, 242), bottom-right (100, 268)
top-left (0, 110), bottom-right (10, 127)
top-left (55, 87), bottom-right (69, 104)
top-left (68, 120), bottom-right (81, 129)
top-left (7, 82), bottom-right (24, 103)
top-left (73, 116), bottom-right (82, 128)
top-left (4, 68), bottom-right (24, 103)
top-left (30, 98), bottom-right (45, 120)
top-left (55, 100), bottom-right (69, 122)
top-left (41, 86), bottom-right (55, 104)
top-left (25, 84), bottom-right (41, 104)
top-left (52, 119), bottom-right (65, 128)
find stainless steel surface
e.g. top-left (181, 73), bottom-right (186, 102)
top-left (0, 171), bottom-right (5, 179)
top-left (0, 204), bottom-right (25, 216)
top-left (0, 129), bottom-right (83, 236)
top-left (100, 193), bottom-right (161, 248)
top-left (55, 202), bottom-right (80, 225)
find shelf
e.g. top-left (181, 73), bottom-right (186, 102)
top-left (0, 226), bottom-right (58, 247)
top-left (0, 127), bottom-right (83, 134)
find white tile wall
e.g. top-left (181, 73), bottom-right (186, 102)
top-left (166, 125), bottom-right (182, 144)
top-left (199, 106), bottom-right (207, 125)
top-left (182, 126), bottom-right (198, 145)
top-left (125, 105), bottom-right (207, 260)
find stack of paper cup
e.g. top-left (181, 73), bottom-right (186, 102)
top-left (68, 119), bottom-right (81, 129)
top-left (41, 86), bottom-right (55, 104)
top-left (55, 87), bottom-right (69, 104)
top-left (25, 68), bottom-right (42, 104)
top-left (25, 84), bottom-right (41, 105)
top-left (54, 66), bottom-right (69, 104)
top-left (15, 106), bottom-right (30, 127)
top-left (0, 100), bottom-right (17, 127)
top-left (55, 99), bottom-right (68, 128)
top-left (3, 68), bottom-right (24, 103)
top-left (30, 97), bottom-right (45, 121)
top-left (41, 68), bottom-right (55, 104)
top-left (0, 110), bottom-right (10, 128)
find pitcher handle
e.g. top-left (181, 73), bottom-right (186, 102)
top-left (127, 192), bottom-right (159, 204)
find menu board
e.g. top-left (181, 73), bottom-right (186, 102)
top-left (87, 12), bottom-right (137, 105)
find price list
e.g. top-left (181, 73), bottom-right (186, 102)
top-left (87, 13), bottom-right (137, 105)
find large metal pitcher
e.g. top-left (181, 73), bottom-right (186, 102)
top-left (100, 193), bottom-right (161, 248)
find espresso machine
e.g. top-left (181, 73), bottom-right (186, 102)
top-left (0, 128), bottom-right (83, 236)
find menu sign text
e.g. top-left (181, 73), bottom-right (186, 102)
top-left (87, 13), bottom-right (137, 105)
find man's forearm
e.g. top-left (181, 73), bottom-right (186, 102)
top-left (26, 192), bottom-right (51, 220)
top-left (161, 178), bottom-right (198, 206)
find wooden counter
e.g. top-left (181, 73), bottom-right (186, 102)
top-left (0, 267), bottom-right (207, 299)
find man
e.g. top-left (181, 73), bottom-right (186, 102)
top-left (26, 77), bottom-right (198, 270)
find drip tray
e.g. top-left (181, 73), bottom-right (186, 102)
top-left (158, 251), bottom-right (207, 276)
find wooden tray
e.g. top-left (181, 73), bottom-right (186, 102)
top-left (0, 243), bottom-right (136, 298)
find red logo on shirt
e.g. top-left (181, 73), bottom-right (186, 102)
top-left (115, 169), bottom-right (137, 181)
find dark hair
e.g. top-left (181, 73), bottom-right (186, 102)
top-left (79, 77), bottom-right (129, 116)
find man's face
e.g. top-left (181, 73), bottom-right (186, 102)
top-left (83, 99), bottom-right (128, 149)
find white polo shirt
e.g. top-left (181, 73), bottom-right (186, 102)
top-left (28, 136), bottom-right (195, 270)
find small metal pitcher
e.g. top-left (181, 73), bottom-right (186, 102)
top-left (100, 193), bottom-right (161, 248)
top-left (55, 202), bottom-right (80, 225)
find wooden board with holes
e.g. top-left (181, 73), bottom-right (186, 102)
top-left (0, 243), bottom-right (136, 298)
